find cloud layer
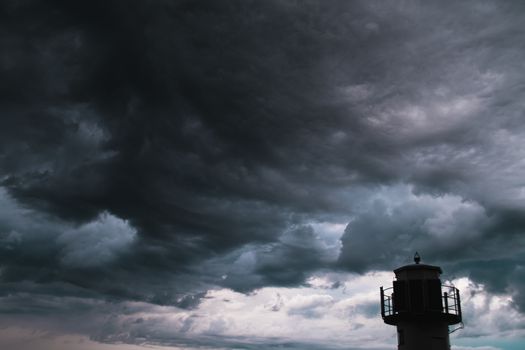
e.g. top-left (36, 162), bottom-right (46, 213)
top-left (1, 0), bottom-right (525, 349)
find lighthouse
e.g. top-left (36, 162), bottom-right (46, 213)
top-left (380, 253), bottom-right (462, 350)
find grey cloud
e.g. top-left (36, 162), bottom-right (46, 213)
top-left (338, 186), bottom-right (525, 311)
top-left (1, 0), bottom-right (525, 347)
top-left (286, 294), bottom-right (334, 319)
top-left (57, 211), bottom-right (136, 268)
top-left (509, 266), bottom-right (525, 313)
top-left (200, 225), bottom-right (333, 292)
top-left (338, 188), bottom-right (493, 271)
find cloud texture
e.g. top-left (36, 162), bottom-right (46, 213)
top-left (1, 0), bottom-right (525, 349)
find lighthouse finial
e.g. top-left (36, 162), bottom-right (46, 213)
top-left (414, 252), bottom-right (421, 264)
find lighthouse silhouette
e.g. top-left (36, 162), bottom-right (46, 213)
top-left (380, 253), bottom-right (462, 350)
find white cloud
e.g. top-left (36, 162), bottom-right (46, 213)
top-left (85, 272), bottom-right (398, 349)
top-left (452, 277), bottom-right (525, 339)
top-left (2, 269), bottom-right (523, 350)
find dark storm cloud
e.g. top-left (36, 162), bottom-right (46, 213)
top-left (2, 0), bottom-right (525, 345)
top-left (0, 0), bottom-right (386, 298)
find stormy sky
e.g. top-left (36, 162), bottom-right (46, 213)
top-left (1, 1), bottom-right (525, 349)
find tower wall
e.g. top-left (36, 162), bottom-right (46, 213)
top-left (396, 321), bottom-right (450, 350)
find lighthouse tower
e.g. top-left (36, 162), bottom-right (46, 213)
top-left (380, 253), bottom-right (462, 350)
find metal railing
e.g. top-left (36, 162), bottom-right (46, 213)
top-left (380, 286), bottom-right (394, 317)
top-left (442, 284), bottom-right (462, 316)
top-left (380, 283), bottom-right (461, 318)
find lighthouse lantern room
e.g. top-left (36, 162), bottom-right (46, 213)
top-left (380, 253), bottom-right (462, 350)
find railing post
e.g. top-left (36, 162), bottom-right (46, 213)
top-left (443, 292), bottom-right (449, 313)
top-left (380, 287), bottom-right (385, 317)
top-left (456, 288), bottom-right (462, 317)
